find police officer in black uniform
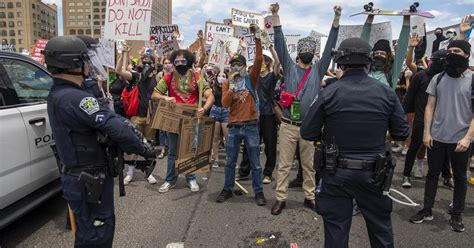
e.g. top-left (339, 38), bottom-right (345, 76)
top-left (301, 37), bottom-right (409, 248)
top-left (44, 36), bottom-right (155, 247)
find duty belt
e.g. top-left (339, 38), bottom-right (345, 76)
top-left (337, 158), bottom-right (376, 170)
top-left (282, 118), bottom-right (302, 127)
top-left (61, 163), bottom-right (107, 177)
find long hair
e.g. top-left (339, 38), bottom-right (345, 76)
top-left (383, 52), bottom-right (394, 74)
top-left (169, 49), bottom-right (195, 68)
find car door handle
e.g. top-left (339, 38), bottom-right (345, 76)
top-left (29, 117), bottom-right (46, 126)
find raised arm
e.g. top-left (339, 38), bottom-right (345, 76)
top-left (249, 24), bottom-right (263, 88)
top-left (269, 45), bottom-right (281, 77)
top-left (271, 3), bottom-right (294, 74)
top-left (318, 6), bottom-right (342, 79)
top-left (391, 15), bottom-right (411, 88)
top-left (115, 43), bottom-right (132, 81)
top-left (458, 15), bottom-right (473, 41)
top-left (406, 33), bottom-right (421, 74)
top-left (360, 15), bottom-right (374, 42)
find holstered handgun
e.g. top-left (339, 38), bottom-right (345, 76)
top-left (325, 140), bottom-right (338, 175)
top-left (79, 171), bottom-right (105, 204)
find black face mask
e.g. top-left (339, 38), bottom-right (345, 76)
top-left (176, 65), bottom-right (189, 75)
top-left (141, 64), bottom-right (154, 79)
top-left (427, 59), bottom-right (445, 76)
top-left (435, 33), bottom-right (443, 39)
top-left (373, 56), bottom-right (386, 70)
top-left (298, 53), bottom-right (314, 64)
top-left (445, 53), bottom-right (469, 78)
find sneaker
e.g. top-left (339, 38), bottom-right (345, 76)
top-left (158, 182), bottom-right (176, 193)
top-left (188, 179), bottom-right (200, 192)
top-left (447, 202), bottom-right (453, 215)
top-left (392, 145), bottom-right (403, 153)
top-left (212, 161), bottom-right (219, 168)
top-left (158, 149), bottom-right (166, 159)
top-left (255, 192), bottom-right (267, 206)
top-left (450, 215), bottom-right (465, 232)
top-left (401, 147), bottom-right (408, 155)
top-left (414, 170), bottom-right (424, 179)
top-left (291, 160), bottom-right (299, 169)
top-left (402, 176), bottom-right (412, 188)
top-left (262, 176), bottom-right (272, 184)
top-left (410, 209), bottom-right (433, 224)
top-left (216, 189), bottom-right (233, 202)
top-left (443, 178), bottom-right (454, 189)
top-left (259, 144), bottom-right (264, 154)
top-left (124, 175), bottom-right (133, 185)
top-left (288, 179), bottom-right (303, 188)
top-left (235, 174), bottom-right (250, 181)
top-left (147, 175), bottom-right (157, 184)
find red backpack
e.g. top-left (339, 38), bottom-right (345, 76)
top-left (121, 85), bottom-right (139, 116)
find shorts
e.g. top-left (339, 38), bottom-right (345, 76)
top-left (210, 105), bottom-right (229, 123)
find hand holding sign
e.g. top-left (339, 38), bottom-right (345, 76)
top-left (270, 3), bottom-right (279, 15)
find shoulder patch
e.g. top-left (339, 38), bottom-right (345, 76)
top-left (79, 97), bottom-right (100, 115)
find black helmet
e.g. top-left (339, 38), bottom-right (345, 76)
top-left (42, 36), bottom-right (89, 69)
top-left (333, 38), bottom-right (373, 65)
top-left (75, 35), bottom-right (98, 48)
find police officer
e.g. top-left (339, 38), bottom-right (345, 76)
top-left (301, 37), bottom-right (409, 248)
top-left (44, 36), bottom-right (155, 247)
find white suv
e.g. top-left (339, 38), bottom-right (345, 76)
top-left (0, 51), bottom-right (60, 229)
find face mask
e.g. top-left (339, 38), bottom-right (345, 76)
top-left (446, 33), bottom-right (454, 39)
top-left (373, 56), bottom-right (386, 70)
top-left (445, 53), bottom-right (469, 78)
top-left (136, 65), bottom-right (144, 73)
top-left (217, 76), bottom-right (225, 85)
top-left (175, 65), bottom-right (189, 75)
top-left (427, 59), bottom-right (445, 76)
top-left (435, 33), bottom-right (443, 39)
top-left (231, 65), bottom-right (244, 73)
top-left (298, 53), bottom-right (314, 64)
top-left (260, 63), bottom-right (267, 73)
top-left (163, 64), bottom-right (173, 72)
top-left (141, 64), bottom-right (154, 78)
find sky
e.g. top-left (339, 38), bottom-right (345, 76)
top-left (46, 0), bottom-right (472, 47)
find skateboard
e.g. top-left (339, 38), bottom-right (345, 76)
top-left (350, 2), bottom-right (435, 19)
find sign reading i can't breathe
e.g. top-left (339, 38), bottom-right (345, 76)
top-left (104, 0), bottom-right (153, 40)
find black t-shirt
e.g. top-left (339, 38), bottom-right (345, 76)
top-left (211, 81), bottom-right (223, 108)
top-left (257, 72), bottom-right (278, 115)
top-left (132, 72), bottom-right (157, 117)
top-left (403, 69), bottom-right (432, 123)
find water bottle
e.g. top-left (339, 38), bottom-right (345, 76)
top-left (290, 100), bottom-right (301, 121)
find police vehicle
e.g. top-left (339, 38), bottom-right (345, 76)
top-left (0, 51), bottom-right (60, 229)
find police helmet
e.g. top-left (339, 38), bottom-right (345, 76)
top-left (42, 36), bottom-right (89, 69)
top-left (76, 35), bottom-right (98, 49)
top-left (333, 38), bottom-right (373, 65)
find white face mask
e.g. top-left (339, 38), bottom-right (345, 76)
top-left (446, 33), bottom-right (454, 38)
top-left (217, 77), bottom-right (225, 84)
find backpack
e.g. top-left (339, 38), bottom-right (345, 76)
top-left (121, 85), bottom-right (139, 116)
top-left (244, 76), bottom-right (259, 112)
top-left (435, 71), bottom-right (474, 110)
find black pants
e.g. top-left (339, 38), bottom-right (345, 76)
top-left (239, 115), bottom-right (278, 177)
top-left (423, 140), bottom-right (470, 216)
top-left (403, 122), bottom-right (452, 178)
top-left (317, 168), bottom-right (393, 248)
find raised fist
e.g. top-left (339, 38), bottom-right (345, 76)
top-left (333, 5), bottom-right (342, 17)
top-left (269, 3), bottom-right (279, 15)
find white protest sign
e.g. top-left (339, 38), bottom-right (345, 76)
top-left (205, 22), bottom-right (234, 45)
top-left (150, 25), bottom-right (179, 48)
top-left (411, 16), bottom-right (425, 37)
top-left (97, 39), bottom-right (116, 69)
top-left (285, 35), bottom-right (301, 60)
top-left (336, 22), bottom-right (392, 50)
top-left (157, 39), bottom-right (180, 55)
top-left (233, 15), bottom-right (275, 63)
top-left (310, 30), bottom-right (328, 54)
top-left (209, 34), bottom-right (239, 70)
top-left (223, 19), bottom-right (232, 25)
top-left (469, 37), bottom-right (474, 66)
top-left (104, 0), bottom-right (152, 40)
top-left (231, 8), bottom-right (265, 29)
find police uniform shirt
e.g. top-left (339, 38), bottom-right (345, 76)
top-left (301, 69), bottom-right (409, 161)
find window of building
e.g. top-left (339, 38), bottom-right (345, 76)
top-left (94, 21), bottom-right (100, 25)
top-left (9, 39), bottom-right (15, 45)
top-left (33, 31), bottom-right (37, 36)
top-left (93, 8), bottom-right (99, 13)
top-left (94, 15), bottom-right (100, 19)
top-left (0, 12), bottom-right (5, 18)
top-left (102, 14), bottom-right (105, 19)
top-left (9, 30), bottom-right (15, 36)
top-left (16, 12), bottom-right (21, 17)
top-left (69, 9), bottom-right (75, 13)
top-left (77, 2), bottom-right (83, 6)
top-left (17, 21), bottom-right (21, 26)
top-left (0, 3), bottom-right (4, 8)
top-left (69, 15), bottom-right (76, 19)
top-left (31, 3), bottom-right (35, 9)
top-left (78, 29), bottom-right (84, 35)
top-left (7, 3), bottom-right (13, 8)
top-left (78, 21), bottom-right (83, 26)
top-left (93, 2), bottom-right (100, 6)
top-left (69, 21), bottom-right (76, 26)
top-left (94, 29), bottom-right (100, 35)
top-left (8, 12), bottom-right (14, 18)
top-left (101, 8), bottom-right (105, 12)
top-left (8, 21), bottom-right (14, 27)
top-left (18, 39), bottom-right (23, 44)
top-left (33, 22), bottom-right (36, 28)
top-left (0, 22), bottom-right (5, 27)
top-left (32, 13), bottom-right (36, 19)
top-left (16, 2), bottom-right (21, 8)
top-left (86, 29), bottom-right (91, 35)
top-left (18, 30), bottom-right (22, 35)
top-left (69, 2), bottom-right (75, 7)
top-left (69, 29), bottom-right (76, 35)
top-left (84, 2), bottom-right (90, 6)
top-left (102, 21), bottom-right (105, 25)
top-left (1, 30), bottom-right (6, 36)
top-left (77, 8), bottom-right (83, 13)
top-left (77, 15), bottom-right (84, 20)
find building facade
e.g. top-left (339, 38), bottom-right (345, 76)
top-left (0, 0), bottom-right (58, 53)
top-left (62, 0), bottom-right (172, 38)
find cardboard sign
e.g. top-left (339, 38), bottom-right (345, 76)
top-left (150, 25), bottom-right (179, 48)
top-left (231, 8), bottom-right (264, 29)
top-left (285, 35), bottom-right (301, 60)
top-left (157, 39), bottom-right (180, 55)
top-left (208, 34), bottom-right (239, 69)
top-left (411, 16), bottom-right (426, 37)
top-left (30, 39), bottom-right (48, 64)
top-left (97, 39), bottom-right (116, 69)
top-left (310, 30), bottom-right (328, 54)
top-left (205, 22), bottom-right (234, 45)
top-left (104, 0), bottom-right (153, 40)
top-left (336, 22), bottom-right (393, 50)
top-left (223, 19), bottom-right (232, 25)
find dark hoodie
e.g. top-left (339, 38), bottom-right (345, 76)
top-left (432, 33), bottom-right (447, 54)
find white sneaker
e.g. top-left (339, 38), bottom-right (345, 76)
top-left (414, 169), bottom-right (424, 179)
top-left (147, 175), bottom-right (157, 184)
top-left (159, 182), bottom-right (175, 193)
top-left (212, 161), bottom-right (219, 168)
top-left (262, 176), bottom-right (272, 184)
top-left (124, 175), bottom-right (133, 185)
top-left (402, 176), bottom-right (412, 188)
top-left (188, 180), bottom-right (200, 192)
top-left (401, 148), bottom-right (408, 155)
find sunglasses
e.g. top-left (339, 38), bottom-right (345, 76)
top-left (174, 58), bottom-right (187, 66)
top-left (231, 62), bottom-right (244, 67)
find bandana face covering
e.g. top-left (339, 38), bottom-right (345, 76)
top-left (445, 53), bottom-right (469, 78)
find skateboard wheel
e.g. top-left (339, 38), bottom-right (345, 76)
top-left (364, 4), bottom-right (369, 11)
top-left (410, 5), bottom-right (417, 12)
top-left (413, 2), bottom-right (419, 7)
top-left (368, 2), bottom-right (374, 6)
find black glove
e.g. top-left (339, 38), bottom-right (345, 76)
top-left (141, 146), bottom-right (156, 159)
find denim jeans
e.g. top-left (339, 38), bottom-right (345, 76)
top-left (165, 132), bottom-right (196, 183)
top-left (224, 123), bottom-right (263, 194)
top-left (159, 130), bottom-right (168, 147)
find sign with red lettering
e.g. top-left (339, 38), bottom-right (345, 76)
top-left (231, 8), bottom-right (264, 29)
top-left (205, 22), bottom-right (234, 45)
top-left (150, 25), bottom-right (179, 48)
top-left (104, 0), bottom-right (152, 40)
top-left (208, 34), bottom-right (239, 70)
top-left (31, 39), bottom-right (48, 64)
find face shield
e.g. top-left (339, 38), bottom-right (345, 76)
top-left (86, 46), bottom-right (109, 81)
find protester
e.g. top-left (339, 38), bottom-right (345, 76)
top-left (155, 58), bottom-right (173, 159)
top-left (215, 23), bottom-right (267, 206)
top-left (270, 3), bottom-right (341, 215)
top-left (152, 49), bottom-right (215, 193)
top-left (115, 44), bottom-right (158, 185)
top-left (410, 40), bottom-right (472, 233)
top-left (432, 27), bottom-right (447, 53)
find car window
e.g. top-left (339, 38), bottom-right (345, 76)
top-left (0, 58), bottom-right (53, 105)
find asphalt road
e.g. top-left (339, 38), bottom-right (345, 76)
top-left (1, 151), bottom-right (473, 248)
